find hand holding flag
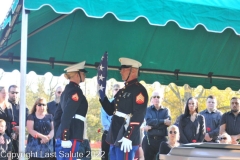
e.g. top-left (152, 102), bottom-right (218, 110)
top-left (97, 52), bottom-right (108, 101)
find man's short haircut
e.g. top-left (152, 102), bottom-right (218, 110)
top-left (206, 95), bottom-right (216, 100)
top-left (113, 84), bottom-right (120, 89)
top-left (8, 85), bottom-right (18, 92)
top-left (231, 97), bottom-right (240, 101)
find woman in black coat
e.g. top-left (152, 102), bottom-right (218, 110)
top-left (178, 97), bottom-right (206, 144)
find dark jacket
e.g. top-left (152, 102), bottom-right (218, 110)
top-left (54, 81), bottom-right (88, 141)
top-left (145, 105), bottom-right (171, 137)
top-left (179, 114), bottom-right (206, 144)
top-left (100, 79), bottom-right (148, 146)
top-left (199, 109), bottom-right (222, 141)
top-left (47, 100), bottom-right (58, 117)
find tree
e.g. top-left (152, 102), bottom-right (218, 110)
top-left (86, 96), bottom-right (102, 141)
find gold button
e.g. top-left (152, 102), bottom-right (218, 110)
top-left (126, 83), bottom-right (128, 85)
top-left (128, 131), bottom-right (130, 133)
top-left (126, 136), bottom-right (128, 138)
top-left (116, 109), bottom-right (118, 111)
top-left (119, 95), bottom-right (121, 97)
top-left (64, 130), bottom-right (67, 132)
top-left (64, 139), bottom-right (66, 140)
top-left (64, 135), bottom-right (66, 137)
top-left (113, 111), bottom-right (116, 115)
top-left (130, 127), bottom-right (132, 129)
top-left (116, 104), bottom-right (118, 106)
top-left (117, 99), bottom-right (119, 101)
top-left (122, 91), bottom-right (124, 93)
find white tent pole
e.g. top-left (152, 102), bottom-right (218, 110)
top-left (19, 1), bottom-right (28, 160)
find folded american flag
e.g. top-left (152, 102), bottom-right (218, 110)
top-left (97, 52), bottom-right (108, 101)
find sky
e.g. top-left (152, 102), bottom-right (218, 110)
top-left (0, 0), bottom-right (13, 24)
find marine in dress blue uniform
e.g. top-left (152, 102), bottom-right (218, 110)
top-left (100, 58), bottom-right (149, 160)
top-left (54, 61), bottom-right (88, 160)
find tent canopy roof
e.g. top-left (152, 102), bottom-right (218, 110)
top-left (23, 0), bottom-right (240, 35)
top-left (0, 0), bottom-right (240, 90)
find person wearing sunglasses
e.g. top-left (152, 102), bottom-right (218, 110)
top-left (178, 97), bottom-right (205, 144)
top-left (159, 125), bottom-right (180, 155)
top-left (100, 83), bottom-right (120, 160)
top-left (220, 97), bottom-right (240, 144)
top-left (8, 85), bottom-right (29, 160)
top-left (199, 95), bottom-right (222, 143)
top-left (142, 90), bottom-right (171, 160)
top-left (54, 61), bottom-right (88, 160)
top-left (47, 86), bottom-right (63, 117)
top-left (26, 97), bottom-right (54, 159)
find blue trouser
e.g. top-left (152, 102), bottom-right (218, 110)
top-left (55, 139), bottom-right (81, 160)
top-left (109, 145), bottom-right (139, 160)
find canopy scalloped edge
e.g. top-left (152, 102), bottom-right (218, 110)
top-left (0, 68), bottom-right (236, 91)
top-left (22, 4), bottom-right (240, 35)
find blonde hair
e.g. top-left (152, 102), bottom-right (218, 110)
top-left (220, 133), bottom-right (232, 144)
top-left (0, 119), bottom-right (6, 126)
top-left (168, 125), bottom-right (180, 141)
top-left (30, 97), bottom-right (47, 114)
top-left (0, 86), bottom-right (10, 108)
top-left (64, 72), bottom-right (77, 80)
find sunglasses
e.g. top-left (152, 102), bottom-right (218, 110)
top-left (152, 96), bottom-right (160, 99)
top-left (37, 103), bottom-right (46, 107)
top-left (57, 91), bottom-right (62, 94)
top-left (11, 92), bottom-right (19, 94)
top-left (231, 102), bottom-right (239, 105)
top-left (220, 137), bottom-right (227, 140)
top-left (169, 131), bottom-right (177, 134)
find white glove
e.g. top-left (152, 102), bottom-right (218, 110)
top-left (61, 140), bottom-right (72, 148)
top-left (118, 137), bottom-right (132, 153)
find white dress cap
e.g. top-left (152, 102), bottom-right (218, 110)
top-left (119, 57), bottom-right (142, 68)
top-left (64, 61), bottom-right (87, 72)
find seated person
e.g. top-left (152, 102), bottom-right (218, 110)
top-left (159, 125), bottom-right (180, 155)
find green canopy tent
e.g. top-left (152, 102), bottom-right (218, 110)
top-left (1, 0), bottom-right (240, 89)
top-left (0, 0), bottom-right (240, 158)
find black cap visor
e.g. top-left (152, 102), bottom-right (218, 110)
top-left (119, 65), bottom-right (132, 70)
top-left (79, 69), bottom-right (88, 73)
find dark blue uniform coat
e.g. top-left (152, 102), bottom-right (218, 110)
top-left (54, 81), bottom-right (88, 141)
top-left (100, 79), bottom-right (148, 146)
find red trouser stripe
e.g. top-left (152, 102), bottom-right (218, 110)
top-left (125, 151), bottom-right (129, 160)
top-left (70, 140), bottom-right (77, 160)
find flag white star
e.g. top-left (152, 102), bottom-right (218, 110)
top-left (99, 64), bottom-right (104, 71)
top-left (99, 74), bottom-right (105, 81)
top-left (101, 56), bottom-right (104, 60)
top-left (99, 84), bottom-right (105, 91)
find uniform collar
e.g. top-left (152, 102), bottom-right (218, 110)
top-left (70, 81), bottom-right (80, 87)
top-left (124, 79), bottom-right (138, 87)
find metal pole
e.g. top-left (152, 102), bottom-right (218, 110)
top-left (19, 1), bottom-right (28, 159)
